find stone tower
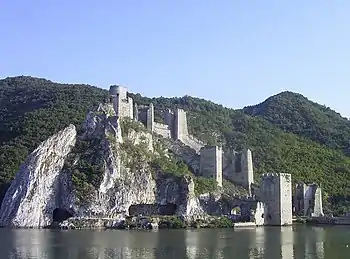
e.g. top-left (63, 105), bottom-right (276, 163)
top-left (294, 182), bottom-right (324, 217)
top-left (146, 103), bottom-right (154, 131)
top-left (240, 148), bottom-right (254, 194)
top-left (199, 146), bottom-right (223, 187)
top-left (260, 173), bottom-right (292, 226)
top-left (174, 108), bottom-right (189, 142)
top-left (109, 85), bottom-right (133, 119)
top-left (225, 148), bottom-right (254, 194)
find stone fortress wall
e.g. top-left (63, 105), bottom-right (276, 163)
top-left (199, 146), bottom-right (223, 187)
top-left (221, 148), bottom-right (254, 194)
top-left (111, 87), bottom-right (205, 152)
top-left (294, 182), bottom-right (324, 217)
top-left (108, 85), bottom-right (324, 225)
top-left (109, 85), bottom-right (254, 191)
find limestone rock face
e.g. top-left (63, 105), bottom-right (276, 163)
top-left (155, 174), bottom-right (205, 219)
top-left (0, 104), bottom-right (208, 228)
top-left (0, 124), bottom-right (77, 227)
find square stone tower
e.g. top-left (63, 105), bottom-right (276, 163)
top-left (240, 148), bottom-right (254, 194)
top-left (109, 85), bottom-right (133, 119)
top-left (260, 173), bottom-right (292, 226)
top-left (199, 146), bottom-right (223, 187)
top-left (146, 103), bottom-right (154, 131)
top-left (174, 108), bottom-right (189, 142)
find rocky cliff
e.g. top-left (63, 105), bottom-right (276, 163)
top-left (0, 125), bottom-right (77, 227)
top-left (0, 104), bottom-right (208, 228)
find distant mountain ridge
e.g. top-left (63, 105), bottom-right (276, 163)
top-left (243, 91), bottom-right (350, 153)
top-left (1, 76), bottom-right (350, 215)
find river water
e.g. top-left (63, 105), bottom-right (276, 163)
top-left (0, 225), bottom-right (349, 259)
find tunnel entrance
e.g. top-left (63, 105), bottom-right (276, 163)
top-left (52, 208), bottom-right (73, 223)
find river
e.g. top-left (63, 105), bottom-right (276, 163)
top-left (0, 225), bottom-right (349, 258)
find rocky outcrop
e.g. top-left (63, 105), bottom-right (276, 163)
top-left (0, 124), bottom-right (77, 227)
top-left (0, 104), bottom-right (210, 228)
top-left (155, 174), bottom-right (205, 219)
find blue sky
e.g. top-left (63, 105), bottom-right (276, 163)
top-left (1, 1), bottom-right (350, 116)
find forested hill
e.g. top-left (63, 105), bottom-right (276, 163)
top-left (243, 91), bottom-right (350, 154)
top-left (1, 76), bottom-right (350, 215)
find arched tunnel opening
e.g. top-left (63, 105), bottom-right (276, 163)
top-left (229, 205), bottom-right (252, 222)
top-left (52, 208), bottom-right (73, 223)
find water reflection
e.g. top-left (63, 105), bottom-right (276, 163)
top-left (2, 225), bottom-right (350, 259)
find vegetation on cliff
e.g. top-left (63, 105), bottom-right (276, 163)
top-left (1, 76), bottom-right (350, 215)
top-left (63, 137), bottom-right (105, 203)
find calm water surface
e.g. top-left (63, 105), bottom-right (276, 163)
top-left (0, 225), bottom-right (349, 259)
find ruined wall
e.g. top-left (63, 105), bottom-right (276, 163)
top-left (222, 149), bottom-right (254, 193)
top-left (279, 173), bottom-right (293, 225)
top-left (154, 123), bottom-right (171, 138)
top-left (240, 149), bottom-right (254, 194)
top-left (164, 109), bottom-right (175, 137)
top-left (138, 104), bottom-right (172, 138)
top-left (128, 97), bottom-right (133, 118)
top-left (137, 109), bottom-right (147, 125)
top-left (260, 173), bottom-right (292, 226)
top-left (260, 174), bottom-right (280, 225)
top-left (134, 104), bottom-right (204, 153)
top-left (295, 183), bottom-right (324, 217)
top-left (199, 146), bottom-right (223, 187)
top-left (181, 136), bottom-right (205, 153)
top-left (312, 186), bottom-right (324, 217)
top-left (173, 109), bottom-right (204, 153)
top-left (133, 103), bottom-right (139, 121)
top-left (174, 109), bottom-right (188, 141)
top-left (294, 183), bottom-right (306, 216)
top-left (146, 103), bottom-right (154, 131)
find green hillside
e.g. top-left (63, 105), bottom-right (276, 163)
top-left (1, 76), bottom-right (350, 215)
top-left (243, 91), bottom-right (350, 154)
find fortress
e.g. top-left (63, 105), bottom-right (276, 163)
top-left (109, 85), bottom-right (254, 191)
top-left (108, 85), bottom-right (323, 226)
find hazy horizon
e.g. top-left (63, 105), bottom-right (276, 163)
top-left (1, 1), bottom-right (349, 117)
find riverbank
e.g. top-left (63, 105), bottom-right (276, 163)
top-left (291, 215), bottom-right (350, 226)
top-left (305, 216), bottom-right (350, 225)
top-left (50, 215), bottom-right (242, 230)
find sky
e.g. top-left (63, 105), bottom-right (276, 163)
top-left (1, 1), bottom-right (350, 116)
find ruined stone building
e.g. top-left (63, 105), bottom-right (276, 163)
top-left (108, 86), bottom-right (297, 226)
top-left (198, 146), bottom-right (254, 192)
top-left (199, 146), bottom-right (223, 187)
top-left (109, 85), bottom-right (254, 191)
top-left (259, 173), bottom-right (293, 225)
top-left (109, 85), bottom-right (133, 118)
top-left (109, 85), bottom-right (204, 151)
top-left (294, 182), bottom-right (324, 217)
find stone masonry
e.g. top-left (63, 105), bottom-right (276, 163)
top-left (109, 85), bottom-right (204, 152)
top-left (199, 146), bottom-right (223, 187)
top-left (294, 182), bottom-right (324, 217)
top-left (109, 85), bottom-right (133, 119)
top-left (222, 149), bottom-right (254, 195)
top-left (260, 173), bottom-right (293, 226)
top-left (108, 85), bottom-right (299, 225)
top-left (108, 85), bottom-right (254, 190)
